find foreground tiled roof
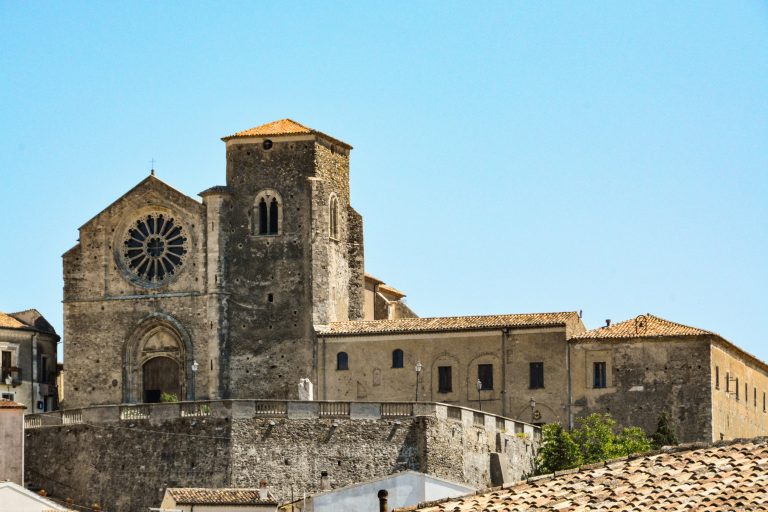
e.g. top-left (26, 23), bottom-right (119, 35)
top-left (0, 400), bottom-right (27, 409)
top-left (0, 311), bottom-right (26, 329)
top-left (320, 312), bottom-right (579, 336)
top-left (167, 488), bottom-right (277, 505)
top-left (401, 438), bottom-right (768, 512)
top-left (570, 313), bottom-right (712, 340)
top-left (222, 118), bottom-right (352, 148)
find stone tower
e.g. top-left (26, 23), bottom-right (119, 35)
top-left (217, 119), bottom-right (364, 399)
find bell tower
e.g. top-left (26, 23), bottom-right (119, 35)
top-left (220, 119), bottom-right (364, 399)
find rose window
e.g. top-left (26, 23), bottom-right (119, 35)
top-left (122, 214), bottom-right (187, 285)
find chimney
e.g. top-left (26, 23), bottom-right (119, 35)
top-left (377, 489), bottom-right (389, 512)
top-left (605, 319), bottom-right (611, 327)
top-left (259, 479), bottom-right (269, 500)
top-left (320, 471), bottom-right (331, 491)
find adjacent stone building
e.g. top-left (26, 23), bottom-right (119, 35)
top-left (0, 310), bottom-right (59, 412)
top-left (61, 119), bottom-right (768, 443)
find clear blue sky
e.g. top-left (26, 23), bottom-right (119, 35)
top-left (1, 1), bottom-right (766, 362)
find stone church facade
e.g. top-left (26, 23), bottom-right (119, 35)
top-left (62, 119), bottom-right (768, 443)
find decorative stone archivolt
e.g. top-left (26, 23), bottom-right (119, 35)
top-left (122, 314), bottom-right (194, 403)
top-left (117, 211), bottom-right (188, 287)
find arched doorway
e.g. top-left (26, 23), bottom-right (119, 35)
top-left (142, 356), bottom-right (181, 403)
top-left (123, 314), bottom-right (194, 404)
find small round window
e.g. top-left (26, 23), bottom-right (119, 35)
top-left (121, 213), bottom-right (188, 286)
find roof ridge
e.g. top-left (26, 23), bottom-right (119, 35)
top-left (329, 311), bottom-right (579, 325)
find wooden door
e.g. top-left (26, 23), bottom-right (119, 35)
top-left (142, 357), bottom-right (180, 403)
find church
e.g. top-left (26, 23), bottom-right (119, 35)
top-left (62, 119), bottom-right (768, 443)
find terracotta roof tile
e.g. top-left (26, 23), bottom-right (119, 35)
top-left (0, 400), bottom-right (27, 409)
top-left (320, 312), bottom-right (580, 336)
top-left (167, 488), bottom-right (277, 505)
top-left (0, 311), bottom-right (26, 329)
top-left (570, 313), bottom-right (712, 340)
top-left (222, 118), bottom-right (352, 148)
top-left (401, 439), bottom-right (768, 512)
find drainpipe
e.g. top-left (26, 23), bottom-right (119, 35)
top-left (566, 338), bottom-right (573, 430)
top-left (501, 328), bottom-right (509, 417)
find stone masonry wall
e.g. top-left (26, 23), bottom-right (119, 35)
top-left (230, 417), bottom-right (421, 497)
top-left (25, 417), bottom-right (231, 511)
top-left (24, 402), bottom-right (538, 512)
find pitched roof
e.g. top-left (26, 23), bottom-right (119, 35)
top-left (320, 312), bottom-right (580, 337)
top-left (400, 438), bottom-right (768, 512)
top-left (0, 309), bottom-right (58, 337)
top-left (167, 488), bottom-right (277, 505)
top-left (222, 118), bottom-right (352, 148)
top-left (0, 312), bottom-right (26, 329)
top-left (570, 313), bottom-right (712, 341)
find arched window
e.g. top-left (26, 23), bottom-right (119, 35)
top-left (392, 349), bottom-right (404, 368)
top-left (252, 189), bottom-right (282, 235)
top-left (329, 194), bottom-right (339, 239)
top-left (336, 352), bottom-right (349, 371)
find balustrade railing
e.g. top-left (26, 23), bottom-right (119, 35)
top-left (319, 401), bottom-right (350, 418)
top-left (180, 402), bottom-right (212, 417)
top-left (62, 410), bottom-right (83, 425)
top-left (25, 415), bottom-right (42, 429)
top-left (22, 400), bottom-right (539, 439)
top-left (120, 404), bottom-right (150, 420)
top-left (254, 401), bottom-right (288, 417)
top-left (381, 402), bottom-right (413, 418)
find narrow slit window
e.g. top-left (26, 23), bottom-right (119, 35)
top-left (258, 199), bottom-right (268, 234)
top-left (329, 195), bottom-right (339, 239)
top-left (726, 372), bottom-right (730, 393)
top-left (269, 198), bottom-right (279, 234)
top-left (715, 366), bottom-right (719, 389)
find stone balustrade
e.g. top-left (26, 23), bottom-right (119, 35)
top-left (24, 400), bottom-right (540, 438)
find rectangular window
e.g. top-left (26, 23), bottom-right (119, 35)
top-left (438, 366), bottom-right (452, 393)
top-left (715, 366), bottom-right (719, 389)
top-left (1, 393), bottom-right (13, 401)
top-left (478, 364), bottom-right (493, 390)
top-left (1, 350), bottom-right (11, 381)
top-left (41, 356), bottom-right (49, 384)
top-left (529, 362), bottom-right (544, 389)
top-left (593, 362), bottom-right (607, 389)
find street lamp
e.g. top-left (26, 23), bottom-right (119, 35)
top-left (529, 397), bottom-right (536, 423)
top-left (476, 378), bottom-right (483, 411)
top-left (414, 361), bottom-right (423, 402)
